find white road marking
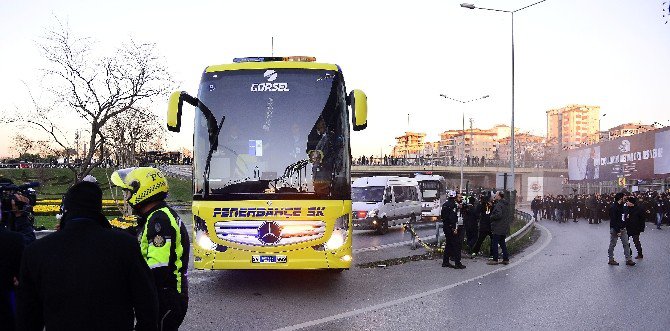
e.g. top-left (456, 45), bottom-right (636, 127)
top-left (275, 223), bottom-right (552, 331)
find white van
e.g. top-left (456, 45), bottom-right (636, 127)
top-left (351, 176), bottom-right (422, 234)
top-left (414, 174), bottom-right (447, 221)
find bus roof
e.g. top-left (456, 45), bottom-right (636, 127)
top-left (206, 61), bottom-right (339, 72)
top-left (414, 174), bottom-right (445, 181)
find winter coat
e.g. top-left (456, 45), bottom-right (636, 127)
top-left (609, 202), bottom-right (625, 232)
top-left (17, 218), bottom-right (159, 331)
top-left (441, 199), bottom-right (458, 233)
top-left (1, 226), bottom-right (24, 330)
top-left (531, 199), bottom-right (541, 212)
top-left (478, 202), bottom-right (493, 233)
top-left (490, 199), bottom-right (510, 236)
top-left (625, 205), bottom-right (646, 236)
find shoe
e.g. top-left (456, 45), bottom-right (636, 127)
top-left (501, 260), bottom-right (510, 265)
top-left (626, 260), bottom-right (636, 266)
top-left (589, 221), bottom-right (593, 224)
top-left (487, 260), bottom-right (499, 265)
top-left (442, 263), bottom-right (454, 268)
top-left (470, 253), bottom-right (476, 259)
top-left (635, 254), bottom-right (643, 259)
top-left (573, 220), bottom-right (578, 223)
top-left (657, 226), bottom-right (662, 230)
top-left (454, 263), bottom-right (466, 269)
top-left (608, 260), bottom-right (619, 266)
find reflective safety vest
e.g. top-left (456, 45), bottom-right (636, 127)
top-left (139, 207), bottom-right (186, 293)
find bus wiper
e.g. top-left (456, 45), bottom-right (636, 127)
top-left (179, 93), bottom-right (224, 197)
top-left (266, 159), bottom-right (310, 193)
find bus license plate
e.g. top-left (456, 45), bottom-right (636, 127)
top-left (252, 255), bottom-right (287, 264)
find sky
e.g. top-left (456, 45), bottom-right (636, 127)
top-left (1, 0), bottom-right (669, 158)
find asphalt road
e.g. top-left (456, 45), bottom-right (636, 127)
top-left (182, 217), bottom-right (670, 330)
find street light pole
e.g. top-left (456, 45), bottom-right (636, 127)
top-left (439, 93), bottom-right (489, 194)
top-left (461, 0), bottom-right (548, 195)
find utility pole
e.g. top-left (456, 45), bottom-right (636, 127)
top-left (460, 113), bottom-right (465, 193)
top-left (469, 117), bottom-right (474, 166)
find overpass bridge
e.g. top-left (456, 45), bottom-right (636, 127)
top-left (160, 164), bottom-right (570, 201)
top-left (352, 165), bottom-right (568, 199)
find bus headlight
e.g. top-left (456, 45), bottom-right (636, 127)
top-left (367, 209), bottom-right (378, 218)
top-left (196, 230), bottom-right (216, 251)
top-left (325, 229), bottom-right (347, 250)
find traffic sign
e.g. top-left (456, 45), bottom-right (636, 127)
top-left (617, 177), bottom-right (626, 187)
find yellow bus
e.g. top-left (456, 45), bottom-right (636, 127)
top-left (166, 56), bottom-right (367, 271)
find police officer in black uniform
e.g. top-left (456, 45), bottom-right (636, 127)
top-left (441, 191), bottom-right (465, 269)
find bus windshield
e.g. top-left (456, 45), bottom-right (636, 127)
top-left (352, 186), bottom-right (385, 203)
top-left (194, 69), bottom-right (350, 200)
top-left (419, 180), bottom-right (441, 202)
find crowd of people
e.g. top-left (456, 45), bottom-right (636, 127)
top-left (1, 167), bottom-right (189, 331)
top-left (441, 190), bottom-right (512, 269)
top-left (530, 191), bottom-right (669, 229)
top-left (530, 190), bottom-right (669, 266)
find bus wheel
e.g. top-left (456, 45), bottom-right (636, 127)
top-left (376, 217), bottom-right (389, 235)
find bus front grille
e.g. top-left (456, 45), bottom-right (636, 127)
top-left (214, 220), bottom-right (327, 246)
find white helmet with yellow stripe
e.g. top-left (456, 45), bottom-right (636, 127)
top-left (110, 167), bottom-right (169, 208)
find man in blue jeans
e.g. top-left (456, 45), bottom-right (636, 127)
top-left (608, 192), bottom-right (635, 266)
top-left (655, 195), bottom-right (665, 230)
top-left (488, 191), bottom-right (510, 265)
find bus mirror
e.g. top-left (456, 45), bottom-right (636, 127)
top-left (167, 91), bottom-right (184, 132)
top-left (349, 89), bottom-right (367, 131)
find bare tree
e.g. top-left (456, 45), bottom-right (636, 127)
top-left (104, 107), bottom-right (165, 167)
top-left (12, 133), bottom-right (35, 157)
top-left (6, 19), bottom-right (172, 180)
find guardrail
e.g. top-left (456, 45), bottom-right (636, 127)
top-left (508, 210), bottom-right (534, 243)
top-left (406, 208), bottom-right (535, 251)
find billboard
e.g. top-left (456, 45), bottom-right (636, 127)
top-left (568, 127), bottom-right (668, 182)
top-left (527, 177), bottom-right (543, 201)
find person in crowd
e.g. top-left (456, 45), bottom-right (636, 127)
top-left (441, 191), bottom-right (466, 269)
top-left (0, 222), bottom-right (24, 331)
top-left (625, 196), bottom-right (645, 259)
top-left (587, 194), bottom-right (598, 224)
top-left (111, 167), bottom-right (190, 331)
top-left (488, 191), bottom-right (510, 265)
top-left (555, 195), bottom-right (565, 223)
top-left (654, 195), bottom-right (665, 230)
top-left (471, 192), bottom-right (494, 259)
top-left (608, 192), bottom-right (635, 266)
top-left (463, 196), bottom-right (480, 253)
top-left (531, 196), bottom-right (542, 222)
top-left (16, 180), bottom-right (159, 330)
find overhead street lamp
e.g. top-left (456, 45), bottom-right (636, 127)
top-left (461, 0), bottom-right (548, 195)
top-left (439, 94), bottom-right (489, 193)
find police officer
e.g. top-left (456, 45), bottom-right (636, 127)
top-left (441, 191), bottom-right (466, 269)
top-left (112, 167), bottom-right (190, 331)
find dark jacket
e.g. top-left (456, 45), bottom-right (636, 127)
top-left (531, 198), bottom-right (541, 212)
top-left (491, 199), bottom-right (510, 236)
top-left (17, 218), bottom-right (159, 331)
top-left (441, 198), bottom-right (458, 233)
top-left (463, 203), bottom-right (480, 230)
top-left (625, 205), bottom-right (646, 236)
top-left (478, 202), bottom-right (493, 233)
top-left (1, 226), bottom-right (24, 331)
top-left (609, 202), bottom-right (625, 232)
